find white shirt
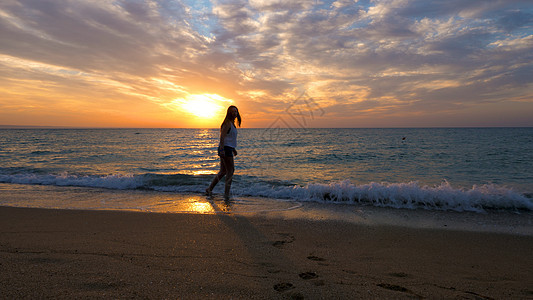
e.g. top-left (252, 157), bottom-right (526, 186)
top-left (224, 123), bottom-right (237, 148)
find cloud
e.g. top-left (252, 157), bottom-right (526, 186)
top-left (498, 9), bottom-right (533, 32)
top-left (0, 0), bottom-right (532, 127)
top-left (223, 0), bottom-right (532, 123)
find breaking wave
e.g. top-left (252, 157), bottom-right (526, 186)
top-left (1, 171), bottom-right (531, 213)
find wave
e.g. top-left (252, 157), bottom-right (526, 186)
top-left (0, 172), bottom-right (531, 213)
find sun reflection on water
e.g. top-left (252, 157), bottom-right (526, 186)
top-left (190, 170), bottom-right (217, 176)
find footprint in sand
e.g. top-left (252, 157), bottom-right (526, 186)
top-left (272, 240), bottom-right (287, 248)
top-left (377, 283), bottom-right (410, 292)
top-left (388, 272), bottom-right (409, 278)
top-left (299, 272), bottom-right (319, 280)
top-left (273, 282), bottom-right (294, 292)
top-left (307, 255), bottom-right (326, 262)
top-left (272, 233), bottom-right (295, 248)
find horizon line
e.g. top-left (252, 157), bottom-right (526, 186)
top-left (1, 125), bottom-right (532, 129)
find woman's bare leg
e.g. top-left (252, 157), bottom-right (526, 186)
top-left (222, 156), bottom-right (234, 199)
top-left (206, 159), bottom-right (227, 195)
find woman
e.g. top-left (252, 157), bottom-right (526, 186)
top-left (206, 105), bottom-right (241, 199)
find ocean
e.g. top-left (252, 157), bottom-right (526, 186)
top-left (0, 128), bottom-right (532, 214)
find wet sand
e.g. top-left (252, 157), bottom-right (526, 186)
top-left (1, 206), bottom-right (532, 299)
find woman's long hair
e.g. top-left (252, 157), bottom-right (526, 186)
top-left (221, 105), bottom-right (241, 128)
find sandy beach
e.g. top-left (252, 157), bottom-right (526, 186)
top-left (1, 206), bottom-right (532, 299)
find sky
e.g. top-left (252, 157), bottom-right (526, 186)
top-left (1, 0), bottom-right (532, 128)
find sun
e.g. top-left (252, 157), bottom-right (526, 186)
top-left (170, 94), bottom-right (233, 119)
top-left (182, 95), bottom-right (219, 118)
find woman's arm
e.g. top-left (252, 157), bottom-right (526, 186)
top-left (218, 121), bottom-right (230, 156)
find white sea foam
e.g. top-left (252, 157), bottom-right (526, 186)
top-left (239, 180), bottom-right (533, 213)
top-left (0, 173), bottom-right (143, 190)
top-left (1, 173), bottom-right (531, 213)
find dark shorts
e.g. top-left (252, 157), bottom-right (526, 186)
top-left (220, 146), bottom-right (234, 157)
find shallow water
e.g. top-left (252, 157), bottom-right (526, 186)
top-left (0, 128), bottom-right (532, 213)
top-left (1, 183), bottom-right (531, 236)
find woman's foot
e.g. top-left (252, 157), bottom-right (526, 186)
top-left (205, 188), bottom-right (212, 196)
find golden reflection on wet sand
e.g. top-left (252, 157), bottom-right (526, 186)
top-left (181, 198), bottom-right (215, 214)
top-left (168, 196), bottom-right (232, 214)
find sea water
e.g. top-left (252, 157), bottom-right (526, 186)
top-left (0, 128), bottom-right (532, 213)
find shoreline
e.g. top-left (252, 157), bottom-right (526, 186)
top-left (1, 183), bottom-right (532, 237)
top-left (1, 206), bottom-right (532, 299)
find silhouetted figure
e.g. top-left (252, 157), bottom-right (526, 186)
top-left (206, 105), bottom-right (242, 199)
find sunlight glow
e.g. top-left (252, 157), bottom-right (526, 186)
top-left (171, 94), bottom-right (233, 119)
